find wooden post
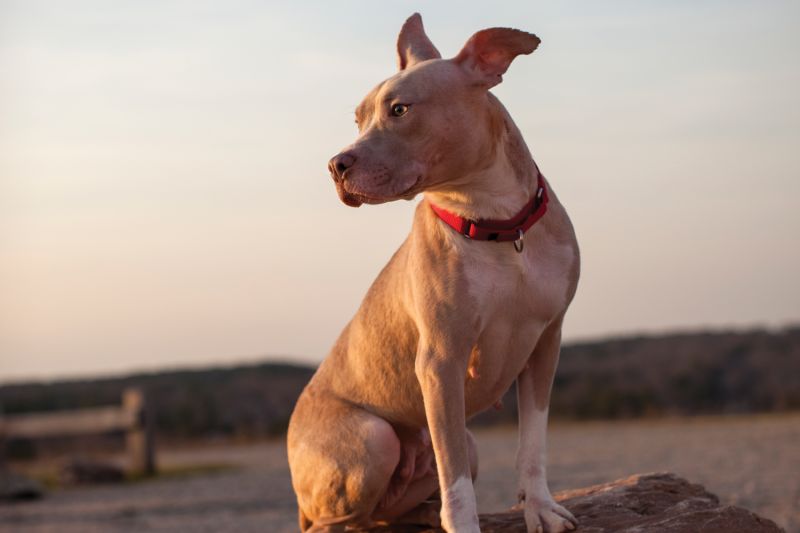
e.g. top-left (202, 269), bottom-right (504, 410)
top-left (123, 388), bottom-right (156, 476)
top-left (0, 403), bottom-right (6, 472)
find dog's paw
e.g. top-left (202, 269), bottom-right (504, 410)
top-left (523, 497), bottom-right (577, 533)
top-left (395, 499), bottom-right (441, 528)
top-left (442, 521), bottom-right (481, 533)
top-left (441, 510), bottom-right (480, 533)
top-left (441, 509), bottom-right (480, 533)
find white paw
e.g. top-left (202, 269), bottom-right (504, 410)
top-left (441, 475), bottom-right (481, 533)
top-left (523, 497), bottom-right (577, 533)
top-left (441, 511), bottom-right (480, 533)
top-left (442, 521), bottom-right (481, 533)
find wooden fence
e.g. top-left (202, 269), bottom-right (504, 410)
top-left (0, 388), bottom-right (156, 475)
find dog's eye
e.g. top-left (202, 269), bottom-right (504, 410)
top-left (390, 103), bottom-right (409, 117)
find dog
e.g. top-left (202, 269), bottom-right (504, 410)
top-left (287, 13), bottom-right (579, 533)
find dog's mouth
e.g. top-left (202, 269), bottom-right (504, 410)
top-left (339, 188), bottom-right (370, 207)
top-left (336, 176), bottom-right (421, 208)
top-left (335, 181), bottom-right (373, 207)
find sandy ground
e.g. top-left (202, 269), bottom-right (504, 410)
top-left (1, 413), bottom-right (797, 533)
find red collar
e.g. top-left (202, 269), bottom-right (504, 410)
top-left (429, 173), bottom-right (549, 244)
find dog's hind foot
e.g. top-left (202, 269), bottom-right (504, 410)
top-left (392, 498), bottom-right (441, 527)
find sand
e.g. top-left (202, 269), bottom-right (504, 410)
top-left (1, 413), bottom-right (797, 532)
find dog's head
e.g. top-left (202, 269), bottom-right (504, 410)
top-left (328, 13), bottom-right (540, 207)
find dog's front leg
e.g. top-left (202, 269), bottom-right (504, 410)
top-left (516, 316), bottom-right (577, 533)
top-left (416, 341), bottom-right (480, 533)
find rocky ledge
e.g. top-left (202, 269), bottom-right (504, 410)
top-left (368, 473), bottom-right (784, 533)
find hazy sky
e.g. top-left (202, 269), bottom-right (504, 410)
top-left (1, 1), bottom-right (798, 382)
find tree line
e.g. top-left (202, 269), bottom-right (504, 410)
top-left (1, 326), bottom-right (798, 440)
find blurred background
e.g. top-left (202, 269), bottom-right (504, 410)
top-left (1, 1), bottom-right (798, 532)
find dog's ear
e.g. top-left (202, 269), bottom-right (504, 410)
top-left (397, 13), bottom-right (441, 70)
top-left (454, 28), bottom-right (540, 88)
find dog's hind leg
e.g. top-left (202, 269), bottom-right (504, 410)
top-left (387, 498), bottom-right (442, 528)
top-left (306, 524), bottom-right (345, 533)
top-left (298, 506), bottom-right (312, 531)
top-left (288, 389), bottom-right (401, 530)
top-left (372, 427), bottom-right (478, 527)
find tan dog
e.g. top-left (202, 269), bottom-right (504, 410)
top-left (288, 13), bottom-right (579, 533)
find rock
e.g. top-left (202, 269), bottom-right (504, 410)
top-left (364, 473), bottom-right (784, 532)
top-left (60, 458), bottom-right (125, 485)
top-left (0, 469), bottom-right (43, 501)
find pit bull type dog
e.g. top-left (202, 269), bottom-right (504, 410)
top-left (288, 13), bottom-right (580, 533)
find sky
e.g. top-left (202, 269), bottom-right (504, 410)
top-left (1, 0), bottom-right (798, 382)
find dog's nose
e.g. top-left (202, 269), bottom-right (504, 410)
top-left (328, 152), bottom-right (356, 182)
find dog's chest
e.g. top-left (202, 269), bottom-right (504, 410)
top-left (460, 237), bottom-right (574, 411)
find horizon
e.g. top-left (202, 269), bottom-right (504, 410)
top-left (2, 1), bottom-right (799, 382)
top-left (1, 320), bottom-right (797, 386)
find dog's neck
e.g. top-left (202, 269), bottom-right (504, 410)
top-left (424, 100), bottom-right (539, 222)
